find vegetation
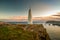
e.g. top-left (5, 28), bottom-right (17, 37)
top-left (0, 24), bottom-right (50, 40)
top-left (0, 24), bottom-right (37, 40)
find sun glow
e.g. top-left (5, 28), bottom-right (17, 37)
top-left (44, 10), bottom-right (60, 17)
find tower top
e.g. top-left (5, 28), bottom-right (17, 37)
top-left (29, 8), bottom-right (31, 11)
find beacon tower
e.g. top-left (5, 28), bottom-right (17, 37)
top-left (28, 8), bottom-right (32, 24)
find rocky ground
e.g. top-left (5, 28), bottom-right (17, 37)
top-left (0, 23), bottom-right (51, 40)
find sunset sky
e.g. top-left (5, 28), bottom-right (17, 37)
top-left (0, 0), bottom-right (60, 19)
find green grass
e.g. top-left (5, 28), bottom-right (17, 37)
top-left (0, 25), bottom-right (37, 40)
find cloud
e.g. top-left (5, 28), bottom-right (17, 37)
top-left (31, 3), bottom-right (52, 12)
top-left (52, 12), bottom-right (60, 17)
top-left (30, 2), bottom-right (56, 17)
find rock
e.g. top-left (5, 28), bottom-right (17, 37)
top-left (0, 24), bottom-right (51, 40)
top-left (21, 24), bottom-right (51, 40)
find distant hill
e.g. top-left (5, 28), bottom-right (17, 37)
top-left (46, 21), bottom-right (60, 26)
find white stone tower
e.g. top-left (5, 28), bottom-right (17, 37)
top-left (28, 8), bottom-right (32, 24)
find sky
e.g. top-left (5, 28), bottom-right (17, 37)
top-left (0, 0), bottom-right (60, 19)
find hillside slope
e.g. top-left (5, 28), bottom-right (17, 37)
top-left (0, 24), bottom-right (50, 40)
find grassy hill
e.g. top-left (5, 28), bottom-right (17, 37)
top-left (0, 24), bottom-right (50, 40)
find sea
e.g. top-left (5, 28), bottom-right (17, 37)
top-left (43, 24), bottom-right (60, 40)
top-left (6, 21), bottom-right (60, 40)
